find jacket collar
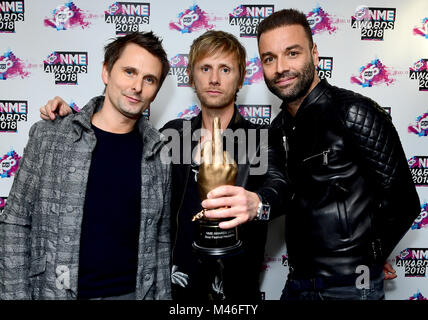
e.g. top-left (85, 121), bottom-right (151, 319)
top-left (189, 105), bottom-right (246, 131)
top-left (280, 79), bottom-right (330, 117)
top-left (71, 95), bottom-right (164, 159)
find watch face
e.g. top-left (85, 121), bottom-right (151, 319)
top-left (260, 204), bottom-right (270, 220)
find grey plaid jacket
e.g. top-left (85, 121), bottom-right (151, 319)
top-left (0, 96), bottom-right (172, 300)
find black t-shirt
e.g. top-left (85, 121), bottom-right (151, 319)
top-left (77, 124), bottom-right (143, 299)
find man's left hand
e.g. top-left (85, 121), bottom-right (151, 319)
top-left (383, 262), bottom-right (397, 280)
top-left (202, 185), bottom-right (260, 229)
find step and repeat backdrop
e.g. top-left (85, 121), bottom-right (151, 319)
top-left (0, 0), bottom-right (427, 300)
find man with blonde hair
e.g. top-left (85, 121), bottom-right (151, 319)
top-left (162, 30), bottom-right (285, 301)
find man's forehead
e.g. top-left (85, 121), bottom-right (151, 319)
top-left (115, 43), bottom-right (161, 67)
top-left (196, 50), bottom-right (239, 65)
top-left (259, 25), bottom-right (311, 51)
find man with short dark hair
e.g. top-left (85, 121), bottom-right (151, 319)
top-left (256, 9), bottom-right (420, 300)
top-left (0, 32), bottom-right (172, 300)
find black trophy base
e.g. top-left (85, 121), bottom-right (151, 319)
top-left (192, 219), bottom-right (243, 256)
top-left (192, 240), bottom-right (243, 256)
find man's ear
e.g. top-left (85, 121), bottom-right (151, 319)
top-left (312, 43), bottom-right (320, 67)
top-left (101, 63), bottom-right (109, 86)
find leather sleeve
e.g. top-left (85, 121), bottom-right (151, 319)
top-left (254, 122), bottom-right (290, 221)
top-left (341, 98), bottom-right (420, 260)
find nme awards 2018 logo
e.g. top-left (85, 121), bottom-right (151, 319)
top-left (0, 0), bottom-right (24, 33)
top-left (177, 105), bottom-right (200, 120)
top-left (44, 51), bottom-right (88, 85)
top-left (350, 58), bottom-right (394, 87)
top-left (413, 17), bottom-right (428, 39)
top-left (169, 54), bottom-right (189, 87)
top-left (351, 6), bottom-right (396, 40)
top-left (0, 100), bottom-right (27, 132)
top-left (244, 57), bottom-right (263, 85)
top-left (142, 107), bottom-right (149, 120)
top-left (408, 113), bottom-right (428, 137)
top-left (409, 290), bottom-right (428, 300)
top-left (0, 50), bottom-right (29, 80)
top-left (307, 6), bottom-right (337, 35)
top-left (238, 105), bottom-right (271, 125)
top-left (44, 1), bottom-right (90, 31)
top-left (105, 2), bottom-right (150, 35)
top-left (317, 57), bottom-right (333, 79)
top-left (0, 150), bottom-right (20, 178)
top-left (408, 156), bottom-right (428, 186)
top-left (70, 101), bottom-right (80, 112)
top-left (409, 59), bottom-right (428, 91)
top-left (169, 5), bottom-right (215, 34)
top-left (411, 203), bottom-right (428, 230)
top-left (396, 248), bottom-right (428, 277)
top-left (229, 4), bottom-right (273, 38)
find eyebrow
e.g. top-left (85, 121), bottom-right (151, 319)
top-left (200, 63), bottom-right (233, 69)
top-left (261, 44), bottom-right (304, 58)
top-left (122, 66), bottom-right (159, 83)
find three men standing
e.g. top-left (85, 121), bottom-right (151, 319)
top-left (2, 8), bottom-right (420, 301)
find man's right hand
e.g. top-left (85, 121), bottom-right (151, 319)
top-left (40, 96), bottom-right (71, 120)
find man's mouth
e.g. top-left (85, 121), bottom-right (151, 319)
top-left (124, 95), bottom-right (141, 103)
top-left (274, 76), bottom-right (297, 86)
top-left (206, 89), bottom-right (222, 96)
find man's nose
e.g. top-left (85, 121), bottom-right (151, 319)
top-left (132, 78), bottom-right (143, 93)
top-left (276, 56), bottom-right (290, 75)
top-left (209, 70), bottom-right (220, 85)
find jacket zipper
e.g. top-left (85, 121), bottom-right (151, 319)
top-left (303, 149), bottom-right (331, 165)
top-left (282, 136), bottom-right (289, 163)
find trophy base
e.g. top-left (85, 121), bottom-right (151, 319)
top-left (192, 219), bottom-right (243, 257)
top-left (192, 240), bottom-right (243, 256)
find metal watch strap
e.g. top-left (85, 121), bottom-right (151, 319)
top-left (255, 195), bottom-right (270, 221)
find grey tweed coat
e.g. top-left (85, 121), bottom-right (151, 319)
top-left (0, 96), bottom-right (172, 300)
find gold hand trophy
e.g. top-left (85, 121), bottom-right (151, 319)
top-left (192, 117), bottom-right (242, 256)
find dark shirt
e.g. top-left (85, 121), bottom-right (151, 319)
top-left (172, 161), bottom-right (201, 277)
top-left (78, 124), bottom-right (143, 299)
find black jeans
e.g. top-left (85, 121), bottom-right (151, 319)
top-left (280, 268), bottom-right (385, 301)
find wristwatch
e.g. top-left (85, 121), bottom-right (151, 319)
top-left (255, 195), bottom-right (270, 221)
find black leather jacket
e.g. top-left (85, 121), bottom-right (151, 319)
top-left (161, 107), bottom-right (287, 299)
top-left (270, 80), bottom-right (420, 279)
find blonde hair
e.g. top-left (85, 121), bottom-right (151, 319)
top-left (187, 30), bottom-right (247, 87)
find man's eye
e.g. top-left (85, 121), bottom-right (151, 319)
top-left (145, 77), bottom-right (154, 84)
top-left (222, 68), bottom-right (230, 73)
top-left (289, 51), bottom-right (299, 57)
top-left (201, 67), bottom-right (209, 72)
top-left (263, 57), bottom-right (274, 63)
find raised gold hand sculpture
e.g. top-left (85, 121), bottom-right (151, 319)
top-left (192, 117), bottom-right (237, 221)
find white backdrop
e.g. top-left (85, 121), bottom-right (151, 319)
top-left (0, 0), bottom-right (427, 300)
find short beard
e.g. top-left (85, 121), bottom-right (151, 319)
top-left (265, 61), bottom-right (315, 104)
top-left (194, 85), bottom-right (235, 110)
